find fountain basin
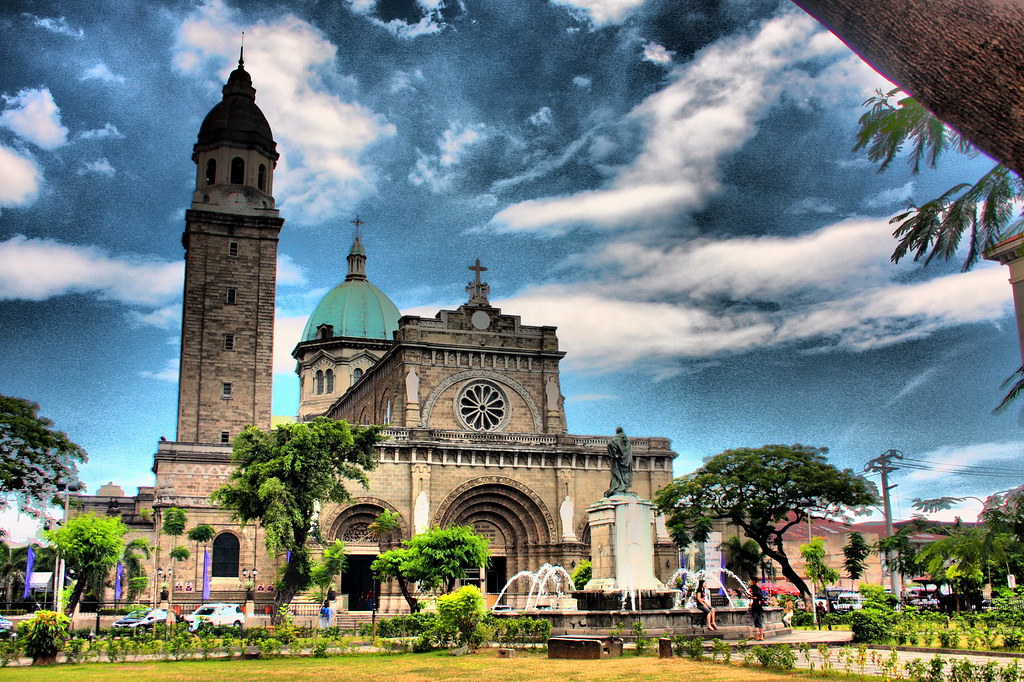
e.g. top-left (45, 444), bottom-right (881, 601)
top-left (571, 590), bottom-right (677, 611)
top-left (495, 606), bottom-right (788, 641)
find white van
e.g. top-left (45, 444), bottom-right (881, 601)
top-left (833, 592), bottom-right (866, 612)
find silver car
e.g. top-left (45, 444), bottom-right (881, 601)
top-left (112, 608), bottom-right (168, 629)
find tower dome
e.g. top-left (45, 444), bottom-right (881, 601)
top-left (194, 51), bottom-right (278, 162)
top-left (301, 236), bottom-right (400, 341)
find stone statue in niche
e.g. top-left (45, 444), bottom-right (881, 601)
top-left (405, 367), bottom-right (419, 402)
top-left (604, 426), bottom-right (633, 497)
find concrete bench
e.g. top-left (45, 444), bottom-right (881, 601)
top-left (548, 636), bottom-right (623, 659)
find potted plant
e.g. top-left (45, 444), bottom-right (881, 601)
top-left (159, 582), bottom-right (170, 601)
top-left (242, 579), bottom-right (255, 601)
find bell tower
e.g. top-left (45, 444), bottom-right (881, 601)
top-left (176, 51), bottom-right (284, 443)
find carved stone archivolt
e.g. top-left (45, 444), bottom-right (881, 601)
top-left (324, 496), bottom-right (406, 542)
top-left (433, 476), bottom-right (555, 545)
top-left (420, 369), bottom-right (542, 431)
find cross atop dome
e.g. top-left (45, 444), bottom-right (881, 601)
top-left (465, 258), bottom-right (490, 306)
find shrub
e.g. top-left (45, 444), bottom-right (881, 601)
top-left (257, 637), bottom-right (283, 659)
top-left (849, 608), bottom-right (897, 644)
top-left (435, 585), bottom-right (485, 649)
top-left (570, 560), bottom-right (592, 589)
top-left (0, 639), bottom-right (24, 667)
top-left (19, 610), bottom-right (70, 665)
top-left (791, 610), bottom-right (815, 627)
top-left (312, 639), bottom-right (329, 658)
top-left (631, 621), bottom-right (651, 656)
top-left (674, 636), bottom-right (703, 660)
top-left (376, 612), bottom-right (436, 638)
top-left (859, 583), bottom-right (898, 610)
top-left (1004, 628), bottom-right (1024, 650)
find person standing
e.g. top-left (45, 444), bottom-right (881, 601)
top-left (319, 597), bottom-right (334, 628)
top-left (694, 573), bottom-right (717, 630)
top-left (748, 578), bottom-right (766, 641)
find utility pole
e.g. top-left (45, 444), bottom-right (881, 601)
top-left (865, 449), bottom-right (903, 600)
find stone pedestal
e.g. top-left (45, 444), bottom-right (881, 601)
top-left (582, 494), bottom-right (665, 592)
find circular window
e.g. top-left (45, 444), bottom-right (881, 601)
top-left (456, 380), bottom-right (509, 431)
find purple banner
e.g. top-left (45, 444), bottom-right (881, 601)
top-left (202, 550), bottom-right (211, 600)
top-left (114, 562), bottom-right (123, 601)
top-left (22, 546), bottom-right (35, 599)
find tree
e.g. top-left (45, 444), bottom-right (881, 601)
top-left (210, 417), bottom-right (380, 614)
top-left (367, 509), bottom-right (401, 546)
top-left (119, 538), bottom-right (150, 602)
top-left (853, 90), bottom-right (1024, 409)
top-left (653, 444), bottom-right (877, 604)
top-left (917, 525), bottom-right (1011, 611)
top-left (720, 535), bottom-right (762, 583)
top-left (45, 513), bottom-right (126, 615)
top-left (800, 537), bottom-right (840, 598)
top-left (372, 525), bottom-right (491, 611)
top-left (309, 539), bottom-right (347, 602)
top-left (0, 395), bottom-right (87, 522)
top-left (186, 524), bottom-right (215, 588)
top-left (842, 532), bottom-right (872, 581)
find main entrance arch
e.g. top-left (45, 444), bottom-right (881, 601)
top-left (434, 477), bottom-right (555, 592)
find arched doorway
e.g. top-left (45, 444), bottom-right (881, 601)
top-left (328, 501), bottom-right (397, 611)
top-left (434, 479), bottom-right (554, 598)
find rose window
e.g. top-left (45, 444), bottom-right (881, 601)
top-left (456, 381), bottom-right (509, 431)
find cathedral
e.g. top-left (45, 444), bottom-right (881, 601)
top-left (78, 57), bottom-right (680, 613)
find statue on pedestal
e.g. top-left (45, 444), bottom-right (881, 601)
top-left (604, 426), bottom-right (633, 497)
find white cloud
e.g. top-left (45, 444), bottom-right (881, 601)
top-left (80, 63), bottom-right (125, 83)
top-left (173, 0), bottom-right (396, 224)
top-left (787, 196), bottom-right (837, 215)
top-left (885, 366), bottom-right (939, 407)
top-left (529, 106), bottom-right (553, 127)
top-left (550, 0), bottom-right (647, 26)
top-left (78, 158), bottom-right (115, 176)
top-left (1, 88), bottom-right (68, 150)
top-left (132, 305), bottom-right (180, 328)
top-left (409, 121), bottom-right (487, 193)
top-left (78, 123), bottom-right (124, 140)
top-left (273, 314), bottom-right (308, 374)
top-left (492, 11), bottom-right (849, 234)
top-left (901, 442), bottom-right (1024, 485)
top-left (141, 357), bottom-right (179, 383)
top-left (277, 253), bottom-right (307, 286)
top-left (23, 14), bottom-right (82, 39)
top-left (0, 145), bottom-right (41, 207)
top-left (390, 68), bottom-right (424, 93)
top-left (865, 180), bottom-right (915, 209)
top-left (0, 235), bottom-right (182, 306)
top-left (346, 0), bottom-right (447, 38)
top-left (489, 217), bottom-right (1013, 373)
top-left (642, 42), bottom-right (674, 65)
top-left (567, 393), bottom-right (617, 402)
top-left (572, 76), bottom-right (592, 88)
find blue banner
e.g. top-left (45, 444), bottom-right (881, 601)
top-left (114, 562), bottom-right (123, 601)
top-left (22, 546), bottom-right (35, 599)
top-left (202, 550), bottom-right (211, 600)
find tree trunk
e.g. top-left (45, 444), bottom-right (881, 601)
top-left (756, 537), bottom-right (813, 606)
top-left (395, 576), bottom-right (418, 612)
top-left (790, 0), bottom-right (1024, 176)
top-left (64, 575), bottom-right (88, 616)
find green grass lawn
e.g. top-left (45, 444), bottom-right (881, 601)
top-left (1, 650), bottom-right (874, 681)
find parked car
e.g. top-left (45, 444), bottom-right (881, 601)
top-left (112, 608), bottom-right (168, 629)
top-left (182, 603), bottom-right (245, 630)
top-left (832, 592), bottom-right (866, 612)
top-left (0, 615), bottom-right (12, 631)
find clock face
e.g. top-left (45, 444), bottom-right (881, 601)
top-left (226, 191), bottom-right (245, 204)
top-left (471, 310), bottom-right (490, 330)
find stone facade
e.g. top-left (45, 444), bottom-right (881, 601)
top-left (73, 61), bottom-right (682, 614)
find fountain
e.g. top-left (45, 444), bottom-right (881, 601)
top-left (492, 563), bottom-right (577, 611)
top-left (489, 427), bottom-right (788, 640)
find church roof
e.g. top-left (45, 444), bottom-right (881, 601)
top-left (301, 236), bottom-right (400, 341)
top-left (194, 53), bottom-right (278, 161)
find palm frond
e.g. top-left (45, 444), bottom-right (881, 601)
top-left (993, 366), bottom-right (1024, 414)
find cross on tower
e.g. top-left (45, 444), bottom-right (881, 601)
top-left (351, 216), bottom-right (365, 238)
top-left (466, 258), bottom-right (490, 305)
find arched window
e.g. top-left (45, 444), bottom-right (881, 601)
top-left (353, 368), bottom-right (363, 382)
top-left (230, 157), bottom-right (244, 184)
top-left (257, 164), bottom-right (266, 191)
top-left (315, 370), bottom-right (324, 395)
top-left (211, 533), bottom-right (240, 578)
top-left (205, 158), bottom-right (216, 185)
top-left (325, 369), bottom-right (334, 394)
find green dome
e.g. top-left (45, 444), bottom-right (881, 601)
top-left (302, 278), bottom-right (400, 341)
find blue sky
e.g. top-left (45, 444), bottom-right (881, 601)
top-left (0, 0), bottom-right (1020, 538)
